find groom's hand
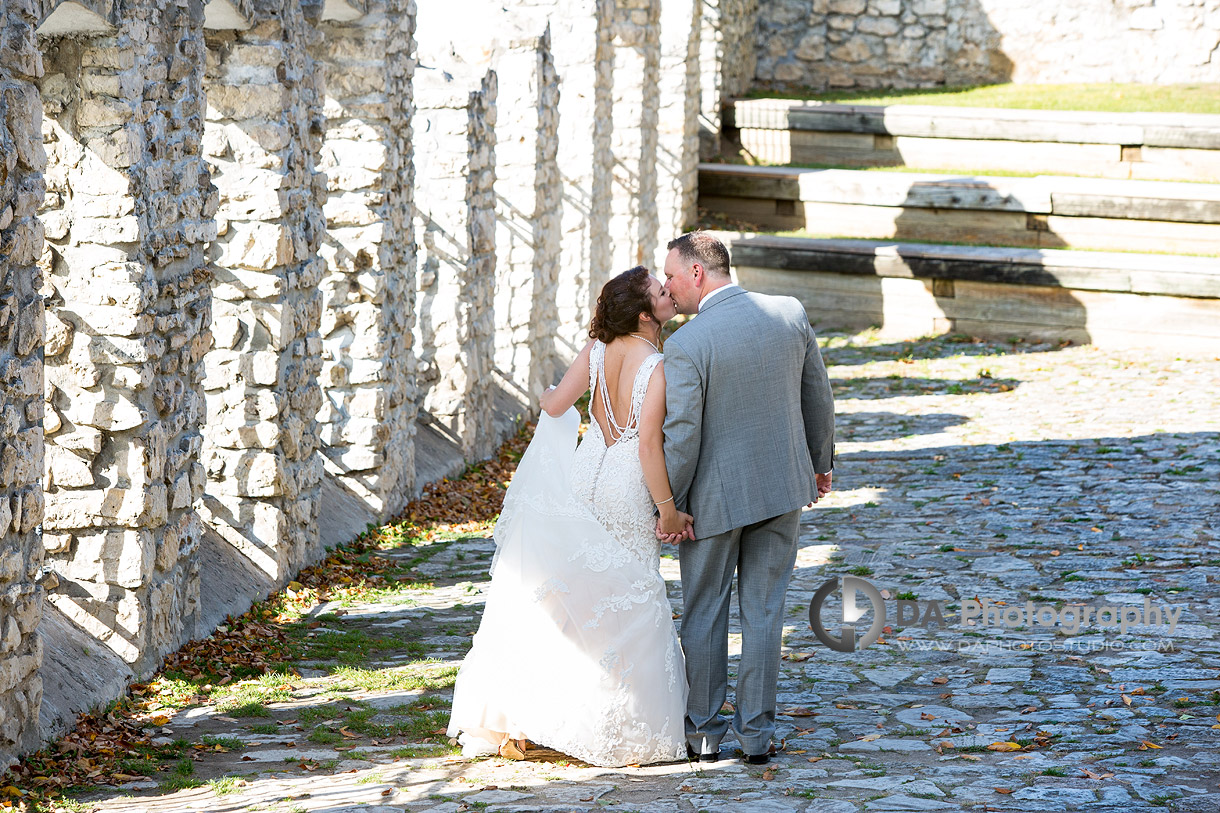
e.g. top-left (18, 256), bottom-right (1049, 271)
top-left (816, 471), bottom-right (833, 498)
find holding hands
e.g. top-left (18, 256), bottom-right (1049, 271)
top-left (656, 503), bottom-right (695, 544)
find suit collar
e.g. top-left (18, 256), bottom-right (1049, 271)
top-left (697, 284), bottom-right (745, 314)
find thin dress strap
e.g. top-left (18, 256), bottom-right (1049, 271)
top-left (629, 353), bottom-right (664, 425)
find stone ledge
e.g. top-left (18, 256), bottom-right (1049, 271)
top-left (726, 101), bottom-right (1220, 149)
top-left (720, 232), bottom-right (1220, 299)
top-left (699, 164), bottom-right (1220, 225)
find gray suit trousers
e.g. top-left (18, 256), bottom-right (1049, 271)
top-left (678, 508), bottom-right (802, 756)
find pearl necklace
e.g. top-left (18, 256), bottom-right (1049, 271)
top-left (629, 333), bottom-right (660, 353)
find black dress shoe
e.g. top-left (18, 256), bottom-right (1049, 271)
top-left (743, 744), bottom-right (778, 765)
top-left (686, 745), bottom-right (720, 762)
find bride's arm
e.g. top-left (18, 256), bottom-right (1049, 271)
top-left (639, 363), bottom-right (694, 538)
top-left (539, 339), bottom-right (595, 417)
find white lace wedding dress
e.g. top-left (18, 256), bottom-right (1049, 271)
top-left (446, 342), bottom-right (687, 767)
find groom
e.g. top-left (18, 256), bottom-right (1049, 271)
top-left (660, 231), bottom-right (834, 765)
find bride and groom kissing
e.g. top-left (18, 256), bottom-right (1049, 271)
top-left (447, 231), bottom-right (836, 767)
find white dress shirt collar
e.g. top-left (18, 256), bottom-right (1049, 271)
top-left (698, 284), bottom-right (736, 312)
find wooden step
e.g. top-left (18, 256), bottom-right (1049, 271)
top-left (719, 233), bottom-right (1220, 350)
top-left (698, 165), bottom-right (1220, 254)
top-left (725, 101), bottom-right (1220, 181)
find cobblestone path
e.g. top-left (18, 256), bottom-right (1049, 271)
top-left (81, 332), bottom-right (1220, 813)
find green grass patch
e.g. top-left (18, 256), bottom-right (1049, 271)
top-left (298, 705), bottom-right (348, 725)
top-left (745, 82), bottom-right (1220, 115)
top-left (326, 662), bottom-right (459, 695)
top-left (200, 735), bottom-right (245, 750)
top-left (208, 776), bottom-right (242, 796)
top-left (291, 627), bottom-right (407, 664)
top-left (212, 672), bottom-right (295, 713)
top-left (308, 727), bottom-right (343, 744)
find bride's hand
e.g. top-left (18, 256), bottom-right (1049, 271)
top-left (657, 509), bottom-right (694, 543)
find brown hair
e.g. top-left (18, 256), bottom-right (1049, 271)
top-left (589, 266), bottom-right (656, 344)
top-left (667, 231), bottom-right (731, 278)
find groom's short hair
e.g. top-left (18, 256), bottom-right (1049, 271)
top-left (668, 231), bottom-right (731, 278)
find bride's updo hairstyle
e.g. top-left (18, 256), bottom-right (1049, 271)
top-left (589, 265), bottom-right (656, 344)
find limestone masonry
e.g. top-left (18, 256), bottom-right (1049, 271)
top-left (754, 0), bottom-right (1220, 92)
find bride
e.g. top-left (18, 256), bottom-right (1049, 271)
top-left (446, 266), bottom-right (694, 767)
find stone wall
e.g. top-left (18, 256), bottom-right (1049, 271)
top-left (491, 28), bottom-right (563, 413)
top-left (0, 0), bottom-right (48, 759)
top-left (315, 0), bottom-right (418, 520)
top-left (551, 0), bottom-right (615, 351)
top-left (38, 0), bottom-right (211, 677)
top-left (754, 0), bottom-right (1220, 92)
top-left (0, 0), bottom-right (703, 768)
top-left (412, 17), bottom-right (499, 463)
top-left (200, 1), bottom-right (326, 583)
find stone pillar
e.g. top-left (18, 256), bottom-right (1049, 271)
top-left (314, 0), bottom-right (417, 519)
top-left (552, 0), bottom-right (614, 350)
top-left (655, 0), bottom-right (701, 257)
top-left (201, 0), bottom-right (325, 581)
top-left (37, 2), bottom-right (212, 675)
top-left (608, 0), bottom-right (661, 271)
top-left (492, 26), bottom-right (563, 409)
top-left (412, 27), bottom-right (498, 463)
top-left (0, 0), bottom-right (47, 762)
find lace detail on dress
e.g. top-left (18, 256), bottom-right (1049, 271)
top-left (571, 342), bottom-right (665, 569)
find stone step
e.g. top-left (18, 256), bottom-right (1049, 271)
top-left (698, 165), bottom-right (1220, 255)
top-left (724, 233), bottom-right (1220, 297)
top-left (724, 101), bottom-right (1220, 181)
top-left (727, 101), bottom-right (1220, 148)
top-left (720, 232), bottom-right (1220, 350)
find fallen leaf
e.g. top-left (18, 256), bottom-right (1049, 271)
top-left (994, 788), bottom-right (1012, 794)
top-left (932, 677), bottom-right (949, 685)
top-left (762, 768), bottom-right (775, 781)
top-left (987, 742), bottom-right (1022, 752)
top-left (1139, 740), bottom-right (1163, 750)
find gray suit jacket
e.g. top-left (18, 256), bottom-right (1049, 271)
top-left (662, 286), bottom-right (835, 539)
